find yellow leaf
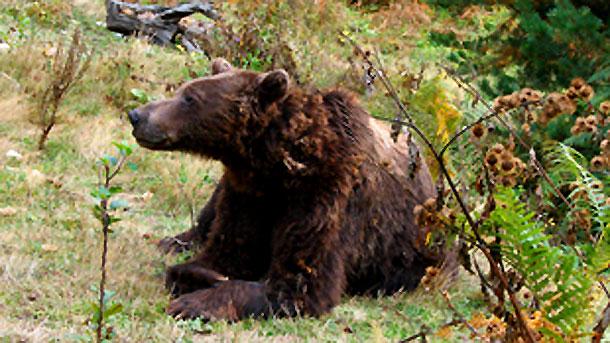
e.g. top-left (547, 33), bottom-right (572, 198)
top-left (469, 312), bottom-right (487, 329)
top-left (435, 326), bottom-right (453, 339)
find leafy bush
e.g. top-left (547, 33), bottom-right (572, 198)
top-left (428, 0), bottom-right (610, 100)
top-left (347, 36), bottom-right (610, 338)
top-left (441, 75), bottom-right (610, 339)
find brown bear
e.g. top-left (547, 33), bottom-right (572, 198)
top-left (128, 58), bottom-right (441, 321)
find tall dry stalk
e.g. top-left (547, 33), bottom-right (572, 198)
top-left (35, 28), bottom-right (91, 150)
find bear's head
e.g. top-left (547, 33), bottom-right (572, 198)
top-left (128, 58), bottom-right (290, 162)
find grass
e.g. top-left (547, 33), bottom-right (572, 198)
top-left (0, 95), bottom-right (486, 341)
top-left (0, 1), bottom-right (495, 341)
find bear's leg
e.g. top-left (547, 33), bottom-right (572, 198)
top-left (264, 211), bottom-right (346, 318)
top-left (165, 216), bottom-right (272, 296)
top-left (166, 186), bottom-right (274, 297)
top-left (158, 182), bottom-right (223, 253)
top-left (167, 194), bottom-right (347, 320)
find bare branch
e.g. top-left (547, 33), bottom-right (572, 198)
top-left (342, 34), bottom-right (538, 343)
top-left (440, 65), bottom-right (572, 210)
top-left (105, 0), bottom-right (218, 52)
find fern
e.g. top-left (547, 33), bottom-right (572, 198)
top-left (487, 187), bottom-right (595, 335)
top-left (545, 144), bottom-right (609, 243)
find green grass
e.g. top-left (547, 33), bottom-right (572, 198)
top-left (0, 1), bottom-right (494, 341)
top-left (0, 108), bottom-right (485, 341)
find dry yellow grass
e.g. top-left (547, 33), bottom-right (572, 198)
top-left (0, 84), bottom-right (480, 343)
top-left (0, 2), bottom-right (490, 341)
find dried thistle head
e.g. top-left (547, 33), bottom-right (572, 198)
top-left (500, 175), bottom-right (517, 187)
top-left (599, 101), bottom-right (610, 115)
top-left (425, 266), bottom-right (440, 278)
top-left (585, 115), bottom-right (598, 126)
top-left (491, 143), bottom-right (504, 155)
top-left (500, 159), bottom-right (515, 173)
top-left (493, 93), bottom-right (519, 111)
top-left (485, 315), bottom-right (507, 340)
top-left (570, 77), bottom-right (586, 91)
top-left (557, 94), bottom-right (577, 115)
top-left (519, 88), bottom-right (542, 103)
top-left (570, 117), bottom-right (587, 135)
top-left (591, 155), bottom-right (606, 171)
top-left (544, 92), bottom-right (576, 119)
top-left (499, 149), bottom-right (513, 161)
top-left (471, 122), bottom-right (486, 139)
top-left (584, 124), bottom-right (598, 134)
top-left (579, 85), bottom-right (594, 101)
top-left (591, 181), bottom-right (603, 191)
top-left (566, 87), bottom-right (578, 100)
top-left (485, 151), bottom-right (499, 168)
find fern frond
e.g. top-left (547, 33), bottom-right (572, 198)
top-left (489, 187), bottom-right (595, 334)
top-left (544, 143), bottom-right (609, 242)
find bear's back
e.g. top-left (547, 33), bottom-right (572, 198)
top-left (328, 106), bottom-right (436, 294)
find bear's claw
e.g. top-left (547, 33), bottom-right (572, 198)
top-left (167, 281), bottom-right (269, 321)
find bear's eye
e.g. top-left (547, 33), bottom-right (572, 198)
top-left (182, 94), bottom-right (195, 106)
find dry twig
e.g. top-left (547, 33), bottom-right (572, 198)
top-left (440, 65), bottom-right (572, 210)
top-left (340, 32), bottom-right (537, 342)
top-left (36, 28), bottom-right (91, 150)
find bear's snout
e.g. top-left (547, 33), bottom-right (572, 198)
top-left (128, 106), bottom-right (172, 150)
top-left (128, 109), bottom-right (140, 126)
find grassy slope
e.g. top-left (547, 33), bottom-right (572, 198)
top-left (0, 1), bottom-right (489, 341)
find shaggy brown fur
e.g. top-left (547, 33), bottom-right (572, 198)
top-left (129, 58), bottom-right (440, 321)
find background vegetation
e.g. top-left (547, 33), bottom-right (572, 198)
top-left (0, 0), bottom-right (608, 341)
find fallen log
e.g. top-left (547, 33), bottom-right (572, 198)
top-left (105, 0), bottom-right (219, 52)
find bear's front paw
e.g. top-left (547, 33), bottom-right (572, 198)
top-left (166, 262), bottom-right (228, 297)
top-left (167, 280), bottom-right (269, 321)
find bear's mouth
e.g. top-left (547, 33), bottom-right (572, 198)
top-left (135, 137), bottom-right (171, 149)
top-left (132, 132), bottom-right (171, 150)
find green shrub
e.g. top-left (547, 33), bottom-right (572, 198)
top-left (428, 1), bottom-right (610, 99)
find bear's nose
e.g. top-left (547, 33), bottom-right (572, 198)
top-left (128, 109), bottom-right (140, 126)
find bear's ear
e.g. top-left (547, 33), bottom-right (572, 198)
top-left (211, 58), bottom-right (232, 75)
top-left (256, 69), bottom-right (290, 108)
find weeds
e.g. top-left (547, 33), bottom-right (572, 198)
top-left (0, 0), bottom-right (607, 341)
top-left (345, 33), bottom-right (609, 341)
top-left (90, 141), bottom-right (135, 342)
top-left (34, 28), bottom-right (91, 150)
